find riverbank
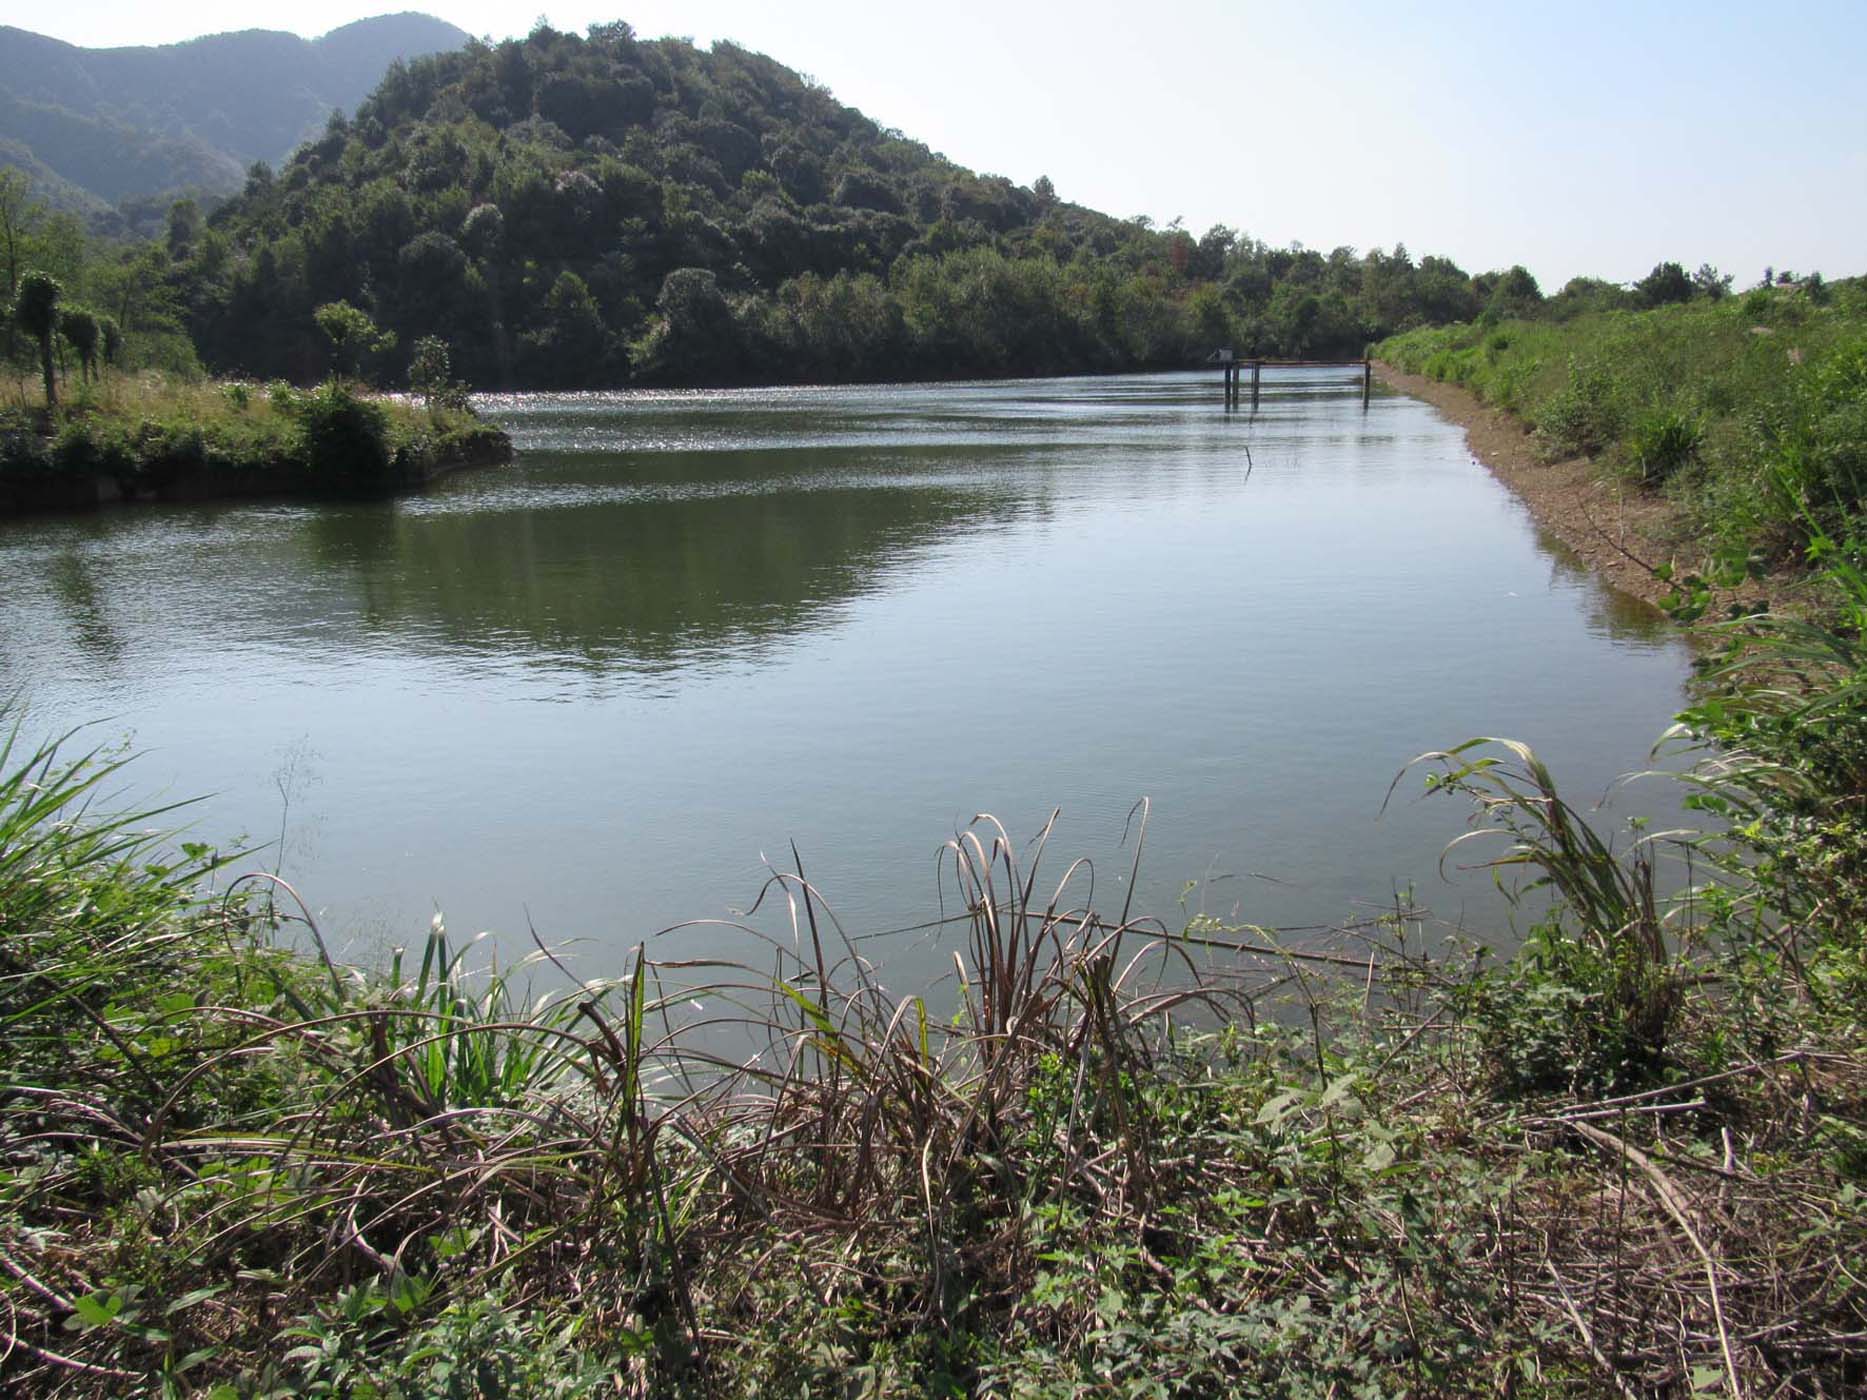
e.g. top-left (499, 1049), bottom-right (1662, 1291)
top-left (1374, 362), bottom-right (1710, 611)
top-left (0, 374), bottom-right (512, 515)
top-left (1378, 283), bottom-right (1867, 623)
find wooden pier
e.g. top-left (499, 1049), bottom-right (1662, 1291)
top-left (1207, 349), bottom-right (1373, 409)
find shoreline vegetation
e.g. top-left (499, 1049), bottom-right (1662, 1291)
top-left (3, 306), bottom-right (1866, 1392)
top-left (1375, 274), bottom-right (1867, 623)
top-left (0, 372), bottom-right (512, 514)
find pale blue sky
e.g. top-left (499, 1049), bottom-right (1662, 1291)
top-left (14, 1), bottom-right (1864, 290)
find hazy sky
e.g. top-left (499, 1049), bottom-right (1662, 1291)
top-left (15, 1), bottom-right (1865, 289)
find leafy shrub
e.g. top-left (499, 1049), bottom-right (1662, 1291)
top-left (1754, 337), bottom-right (1867, 539)
top-left (1488, 356), bottom-right (1539, 412)
top-left (285, 1289), bottom-right (622, 1399)
top-left (288, 379), bottom-right (394, 491)
top-left (1636, 261), bottom-right (1693, 308)
top-left (50, 418), bottom-right (136, 475)
top-left (1627, 405), bottom-right (1703, 484)
top-left (1466, 919), bottom-right (1676, 1095)
top-left (1533, 357), bottom-right (1623, 458)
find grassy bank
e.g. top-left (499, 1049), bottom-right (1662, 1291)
top-left (1378, 279), bottom-right (1867, 608)
top-left (0, 373), bottom-right (510, 511)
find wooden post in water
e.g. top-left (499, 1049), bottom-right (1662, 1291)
top-left (1363, 356), bottom-right (1372, 407)
top-left (1211, 347), bottom-right (1240, 407)
top-left (1251, 358), bottom-right (1261, 410)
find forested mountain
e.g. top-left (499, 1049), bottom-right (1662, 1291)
top-left (173, 22), bottom-right (1515, 388)
top-left (0, 14), bottom-right (470, 217)
top-left (4, 21), bottom-right (1549, 392)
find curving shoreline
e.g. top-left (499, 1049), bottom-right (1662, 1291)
top-left (1375, 361), bottom-right (1724, 613)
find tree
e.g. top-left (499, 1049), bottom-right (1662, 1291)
top-left (640, 267), bottom-right (734, 381)
top-left (1635, 261), bottom-right (1692, 308)
top-left (1691, 264), bottom-right (1733, 301)
top-left (1483, 265), bottom-right (1543, 321)
top-left (520, 271), bottom-right (613, 386)
top-left (166, 199), bottom-right (204, 262)
top-left (59, 306), bottom-right (99, 383)
top-left (14, 270), bottom-right (61, 406)
top-left (313, 300), bottom-right (396, 383)
top-left (408, 334), bottom-right (468, 411)
top-left (0, 169), bottom-right (36, 364)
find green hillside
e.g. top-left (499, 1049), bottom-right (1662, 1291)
top-left (176, 22), bottom-right (1503, 389)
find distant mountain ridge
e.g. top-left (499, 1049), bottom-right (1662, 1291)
top-left (0, 13), bottom-right (471, 216)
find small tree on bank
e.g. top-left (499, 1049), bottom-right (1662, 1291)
top-left (100, 316), bottom-right (123, 370)
top-left (313, 300), bottom-right (396, 384)
top-left (59, 305), bottom-right (99, 383)
top-left (14, 270), bottom-right (60, 407)
top-left (408, 334), bottom-right (469, 412)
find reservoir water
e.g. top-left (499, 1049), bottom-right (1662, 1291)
top-left (0, 369), bottom-right (1694, 990)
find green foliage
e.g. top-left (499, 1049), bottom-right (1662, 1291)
top-left (285, 1292), bottom-right (622, 1398)
top-left (59, 303), bottom-right (101, 381)
top-left (1480, 263), bottom-right (1542, 322)
top-left (12, 266), bottom-right (60, 340)
top-left (1407, 739), bottom-right (1679, 1094)
top-left (1754, 333), bottom-right (1867, 539)
top-left (14, 267), bottom-right (60, 404)
top-left (2, 371), bottom-right (503, 503)
top-left (1, 688), bottom-right (1865, 1394)
top-left (1547, 275), bottom-right (1636, 321)
top-left (99, 313), bottom-right (123, 366)
top-left (1627, 403), bottom-right (1703, 484)
top-left (285, 377), bottom-right (393, 488)
top-left (407, 334), bottom-right (471, 412)
top-left (1637, 259), bottom-right (1693, 307)
top-left (313, 299), bottom-right (398, 383)
top-left (1693, 263), bottom-right (1734, 300)
top-left (155, 27), bottom-right (1504, 389)
top-left (520, 270), bottom-right (617, 386)
top-left (1533, 356), bottom-right (1623, 458)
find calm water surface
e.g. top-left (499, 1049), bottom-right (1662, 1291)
top-left (0, 370), bottom-right (1693, 988)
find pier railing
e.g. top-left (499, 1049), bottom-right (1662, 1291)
top-left (1205, 349), bottom-right (1373, 408)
